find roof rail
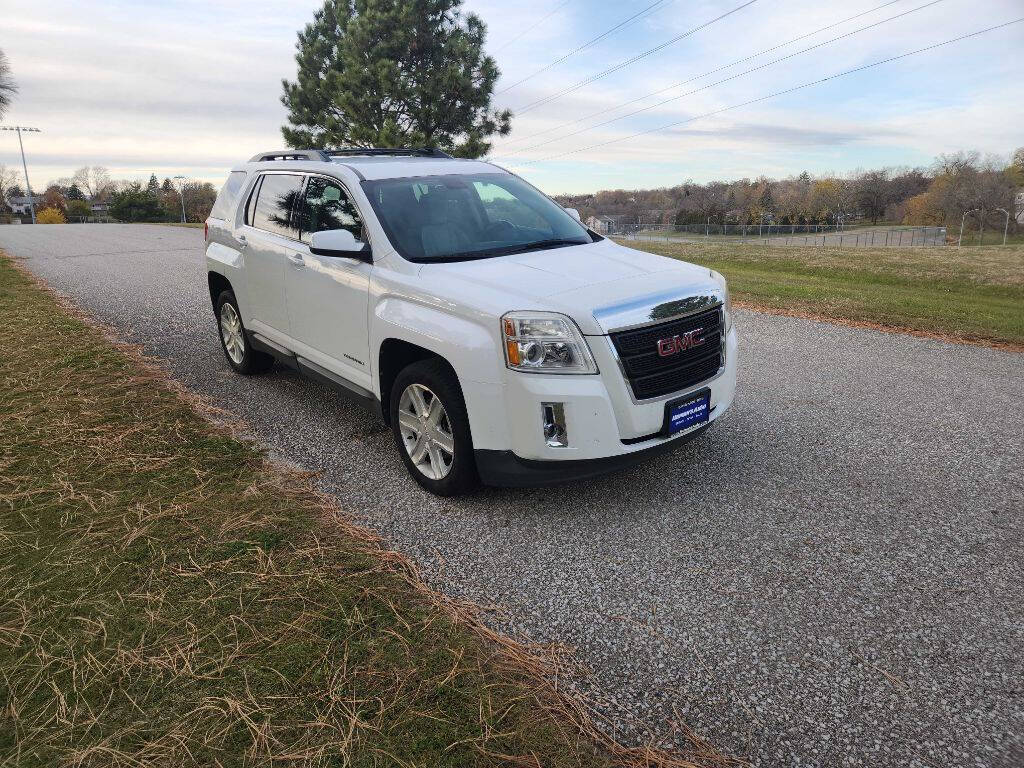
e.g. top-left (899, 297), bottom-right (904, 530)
top-left (248, 149), bottom-right (330, 162)
top-left (248, 147), bottom-right (454, 163)
top-left (325, 147), bottom-right (453, 159)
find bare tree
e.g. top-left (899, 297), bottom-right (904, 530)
top-left (0, 49), bottom-right (16, 120)
top-left (0, 164), bottom-right (18, 208)
top-left (853, 169), bottom-right (892, 224)
top-left (71, 166), bottom-right (113, 200)
top-left (932, 151), bottom-right (980, 177)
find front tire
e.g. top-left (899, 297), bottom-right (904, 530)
top-left (390, 359), bottom-right (479, 496)
top-left (215, 289), bottom-right (273, 375)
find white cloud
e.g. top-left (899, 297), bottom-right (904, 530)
top-left (1, 0), bottom-right (1020, 194)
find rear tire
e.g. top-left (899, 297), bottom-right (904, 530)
top-left (215, 289), bottom-right (273, 375)
top-left (390, 359), bottom-right (479, 496)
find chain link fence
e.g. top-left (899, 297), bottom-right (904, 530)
top-left (619, 223), bottom-right (947, 247)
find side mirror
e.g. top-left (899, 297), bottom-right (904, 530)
top-left (309, 229), bottom-right (372, 262)
top-left (564, 207), bottom-right (581, 222)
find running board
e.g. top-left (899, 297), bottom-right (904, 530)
top-left (248, 332), bottom-right (381, 417)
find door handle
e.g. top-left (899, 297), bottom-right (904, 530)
top-left (287, 253), bottom-right (304, 268)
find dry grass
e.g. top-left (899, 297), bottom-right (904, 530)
top-left (0, 253), bottom-right (739, 768)
top-left (619, 240), bottom-right (1024, 349)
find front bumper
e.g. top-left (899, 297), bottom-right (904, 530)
top-left (461, 325), bottom-right (737, 482)
top-left (475, 424), bottom-right (709, 487)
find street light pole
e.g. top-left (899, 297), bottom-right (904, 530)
top-left (958, 209), bottom-right (980, 248)
top-left (173, 175), bottom-right (187, 223)
top-left (995, 207), bottom-right (1010, 246)
top-left (1, 125), bottom-right (41, 224)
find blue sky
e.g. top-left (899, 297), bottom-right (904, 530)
top-left (1, 0), bottom-right (1021, 195)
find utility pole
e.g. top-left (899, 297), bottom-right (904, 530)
top-left (173, 175), bottom-right (187, 223)
top-left (1, 125), bottom-right (41, 224)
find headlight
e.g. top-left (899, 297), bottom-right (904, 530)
top-left (501, 311), bottom-right (598, 374)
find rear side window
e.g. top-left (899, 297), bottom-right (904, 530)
top-left (250, 174), bottom-right (304, 239)
top-left (209, 171), bottom-right (247, 220)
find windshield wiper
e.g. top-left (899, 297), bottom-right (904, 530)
top-left (417, 239), bottom-right (590, 263)
top-left (493, 238), bottom-right (589, 256)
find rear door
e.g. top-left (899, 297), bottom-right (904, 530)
top-left (240, 172), bottom-right (305, 337)
top-left (285, 174), bottom-right (372, 391)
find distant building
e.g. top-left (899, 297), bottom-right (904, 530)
top-left (1015, 189), bottom-right (1024, 224)
top-left (9, 195), bottom-right (41, 215)
top-left (90, 200), bottom-right (111, 215)
top-left (585, 215), bottom-right (622, 234)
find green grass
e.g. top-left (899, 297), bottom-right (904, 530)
top-left (617, 240), bottom-right (1024, 348)
top-left (0, 255), bottom-right (728, 768)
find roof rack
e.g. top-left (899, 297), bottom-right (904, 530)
top-left (248, 150), bottom-right (330, 162)
top-left (248, 147), bottom-right (454, 163)
top-left (325, 148), bottom-right (453, 159)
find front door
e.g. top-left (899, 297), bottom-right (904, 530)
top-left (285, 175), bottom-right (372, 390)
top-left (241, 172), bottom-right (305, 338)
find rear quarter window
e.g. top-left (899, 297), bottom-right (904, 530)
top-left (209, 171), bottom-right (248, 220)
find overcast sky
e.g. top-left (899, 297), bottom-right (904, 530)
top-left (1, 0), bottom-right (1021, 195)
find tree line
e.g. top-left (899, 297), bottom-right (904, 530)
top-left (0, 165), bottom-right (218, 224)
top-left (555, 148), bottom-right (1024, 234)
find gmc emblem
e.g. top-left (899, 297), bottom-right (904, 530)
top-left (657, 328), bottom-right (705, 357)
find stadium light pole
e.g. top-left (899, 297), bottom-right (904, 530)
top-left (173, 175), bottom-right (187, 223)
top-left (995, 207), bottom-right (1009, 246)
top-left (0, 126), bottom-right (41, 224)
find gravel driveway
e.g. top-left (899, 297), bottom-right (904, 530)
top-left (4, 224), bottom-right (1022, 767)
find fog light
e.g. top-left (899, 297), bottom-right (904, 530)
top-left (541, 402), bottom-right (568, 448)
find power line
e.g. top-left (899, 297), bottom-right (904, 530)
top-left (493, 0), bottom-right (572, 53)
top-left (501, 18), bottom-right (1023, 166)
top-left (514, 0), bottom-right (760, 115)
top-left (497, 0), bottom-right (672, 95)
top-left (505, 0), bottom-right (944, 154)
top-left (502, 0), bottom-right (908, 148)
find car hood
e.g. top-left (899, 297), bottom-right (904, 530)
top-left (423, 238), bottom-right (723, 334)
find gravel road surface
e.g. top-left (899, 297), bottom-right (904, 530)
top-left (4, 224), bottom-right (1022, 767)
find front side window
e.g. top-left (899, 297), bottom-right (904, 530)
top-left (295, 176), bottom-right (364, 245)
top-left (250, 174), bottom-right (303, 238)
top-left (362, 173), bottom-right (595, 262)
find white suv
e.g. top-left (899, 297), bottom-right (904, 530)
top-left (205, 148), bottom-right (737, 495)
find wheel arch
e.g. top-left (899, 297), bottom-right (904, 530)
top-left (377, 339), bottom-right (461, 426)
top-left (207, 271), bottom-right (233, 311)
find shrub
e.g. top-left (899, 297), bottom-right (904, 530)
top-left (36, 207), bottom-right (66, 224)
top-left (67, 199), bottom-right (92, 220)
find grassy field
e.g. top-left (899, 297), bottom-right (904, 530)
top-left (618, 240), bottom-right (1024, 349)
top-left (0, 255), bottom-right (728, 768)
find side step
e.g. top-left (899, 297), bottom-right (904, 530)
top-left (248, 332), bottom-right (382, 417)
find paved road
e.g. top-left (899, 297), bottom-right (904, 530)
top-left (4, 224), bottom-right (1022, 767)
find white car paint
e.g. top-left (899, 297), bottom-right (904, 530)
top-left (205, 151), bottom-right (737, 483)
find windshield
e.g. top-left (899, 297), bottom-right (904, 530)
top-left (361, 173), bottom-right (596, 262)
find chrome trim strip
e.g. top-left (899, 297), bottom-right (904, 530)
top-left (591, 288), bottom-right (724, 335)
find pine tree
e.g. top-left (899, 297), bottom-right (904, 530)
top-left (281, 0), bottom-right (510, 158)
top-left (146, 174), bottom-right (160, 196)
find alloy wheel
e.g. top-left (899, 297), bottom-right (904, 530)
top-left (397, 383), bottom-right (455, 480)
top-left (219, 302), bottom-right (245, 364)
